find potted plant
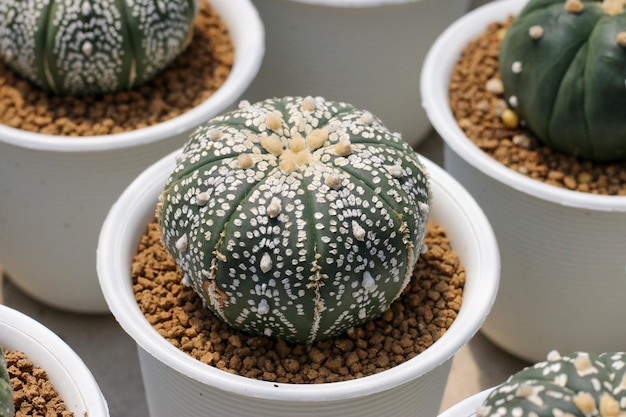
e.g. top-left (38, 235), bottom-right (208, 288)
top-left (0, 0), bottom-right (264, 313)
top-left (0, 304), bottom-right (109, 416)
top-left (421, 0), bottom-right (626, 363)
top-left (439, 350), bottom-right (626, 416)
top-left (97, 96), bottom-right (500, 417)
top-left (242, 0), bottom-right (475, 149)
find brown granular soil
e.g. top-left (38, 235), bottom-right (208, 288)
top-left (449, 17), bottom-right (626, 196)
top-left (132, 220), bottom-right (465, 384)
top-left (5, 350), bottom-right (72, 417)
top-left (0, 1), bottom-right (233, 137)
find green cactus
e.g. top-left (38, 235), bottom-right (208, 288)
top-left (158, 96), bottom-right (431, 345)
top-left (0, 0), bottom-right (197, 96)
top-left (499, 0), bottom-right (626, 162)
top-left (0, 347), bottom-right (14, 417)
top-left (477, 351), bottom-right (626, 417)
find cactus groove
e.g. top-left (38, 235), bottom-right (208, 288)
top-left (0, 0), bottom-right (197, 95)
top-left (478, 351), bottom-right (626, 417)
top-left (158, 96), bottom-right (431, 345)
top-left (499, 0), bottom-right (626, 162)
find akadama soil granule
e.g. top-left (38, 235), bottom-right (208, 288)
top-left (5, 350), bottom-right (72, 417)
top-left (131, 221), bottom-right (465, 384)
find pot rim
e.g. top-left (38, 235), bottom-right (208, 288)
top-left (437, 387), bottom-right (494, 417)
top-left (97, 147), bottom-right (499, 402)
top-left (0, 304), bottom-right (109, 415)
top-left (0, 0), bottom-right (264, 154)
top-left (420, 0), bottom-right (626, 212)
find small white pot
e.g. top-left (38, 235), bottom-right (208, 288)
top-left (421, 0), bottom-right (626, 363)
top-left (97, 149), bottom-right (499, 417)
top-left (0, 0), bottom-right (264, 313)
top-left (0, 304), bottom-right (109, 416)
top-left (242, 0), bottom-right (472, 149)
top-left (438, 389), bottom-right (493, 417)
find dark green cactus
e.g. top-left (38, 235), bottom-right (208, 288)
top-left (0, 0), bottom-right (197, 96)
top-left (0, 347), bottom-right (14, 417)
top-left (158, 96), bottom-right (431, 345)
top-left (499, 0), bottom-right (626, 162)
top-left (477, 351), bottom-right (626, 417)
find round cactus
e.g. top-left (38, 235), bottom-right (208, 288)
top-left (158, 96), bottom-right (431, 345)
top-left (0, 0), bottom-right (197, 96)
top-left (499, 0), bottom-right (626, 162)
top-left (477, 351), bottom-right (626, 417)
top-left (0, 348), bottom-right (13, 417)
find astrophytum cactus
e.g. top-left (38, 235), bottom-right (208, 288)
top-left (0, 348), bottom-right (13, 417)
top-left (0, 0), bottom-right (197, 95)
top-left (499, 0), bottom-right (626, 162)
top-left (158, 96), bottom-right (431, 345)
top-left (477, 351), bottom-right (626, 417)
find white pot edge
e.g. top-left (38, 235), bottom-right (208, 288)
top-left (0, 304), bottom-right (109, 416)
top-left (438, 388), bottom-right (494, 417)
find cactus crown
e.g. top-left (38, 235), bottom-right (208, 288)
top-left (499, 0), bottom-right (626, 162)
top-left (158, 96), bottom-right (431, 345)
top-left (477, 351), bottom-right (626, 417)
top-left (0, 0), bottom-right (197, 96)
top-left (0, 347), bottom-right (14, 417)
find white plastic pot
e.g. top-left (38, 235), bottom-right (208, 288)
top-left (0, 304), bottom-right (109, 416)
top-left (421, 0), bottom-right (626, 363)
top-left (97, 148), bottom-right (500, 417)
top-left (0, 0), bottom-right (264, 313)
top-left (438, 389), bottom-right (493, 417)
top-left (242, 0), bottom-right (472, 149)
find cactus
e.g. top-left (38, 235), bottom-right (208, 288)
top-left (477, 351), bottom-right (626, 417)
top-left (0, 347), bottom-right (13, 417)
top-left (499, 0), bottom-right (626, 162)
top-left (0, 0), bottom-right (197, 96)
top-left (158, 96), bottom-right (431, 345)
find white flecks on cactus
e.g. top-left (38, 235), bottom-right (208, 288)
top-left (0, 0), bottom-right (197, 95)
top-left (175, 234), bottom-right (188, 252)
top-left (260, 252), bottom-right (273, 273)
top-left (478, 351), bottom-right (626, 417)
top-left (509, 95), bottom-right (519, 107)
top-left (512, 61), bottom-right (523, 74)
top-left (528, 25), bottom-right (544, 40)
top-left (266, 197), bottom-right (282, 219)
top-left (158, 96), bottom-right (431, 344)
top-left (352, 220), bottom-right (366, 242)
top-left (361, 271), bottom-right (376, 291)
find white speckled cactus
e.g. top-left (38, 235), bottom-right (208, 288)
top-left (0, 347), bottom-right (13, 417)
top-left (158, 96), bottom-right (431, 345)
top-left (478, 351), bottom-right (626, 417)
top-left (0, 0), bottom-right (197, 95)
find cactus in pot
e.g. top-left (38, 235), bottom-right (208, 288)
top-left (0, 347), bottom-right (13, 417)
top-left (158, 96), bottom-right (431, 345)
top-left (477, 350), bottom-right (626, 417)
top-left (0, 0), bottom-right (198, 96)
top-left (499, 0), bottom-right (626, 162)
